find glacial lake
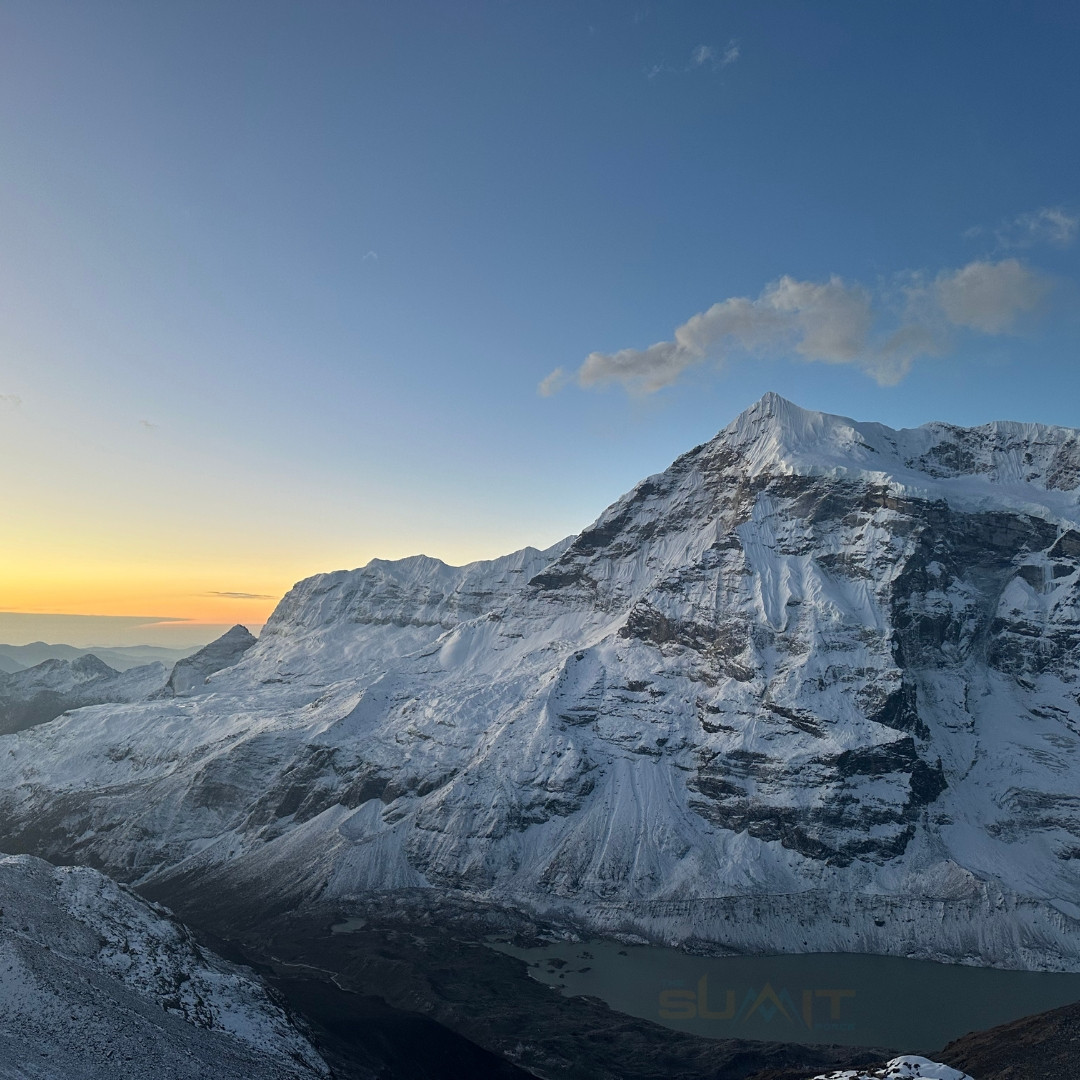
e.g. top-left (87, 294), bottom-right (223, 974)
top-left (490, 939), bottom-right (1080, 1052)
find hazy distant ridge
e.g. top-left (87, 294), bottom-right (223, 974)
top-left (0, 641), bottom-right (200, 672)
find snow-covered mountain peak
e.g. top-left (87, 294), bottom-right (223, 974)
top-left (259, 539), bottom-right (573, 641)
top-left (711, 392), bottom-right (1080, 526)
top-left (0, 655), bottom-right (167, 735)
top-left (70, 652), bottom-right (119, 680)
top-left (1, 397), bottom-right (1079, 972)
top-left (719, 392), bottom-right (879, 467)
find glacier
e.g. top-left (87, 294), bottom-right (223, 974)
top-left (0, 393), bottom-right (1078, 970)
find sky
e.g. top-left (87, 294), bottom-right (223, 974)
top-left (1, 1), bottom-right (1078, 646)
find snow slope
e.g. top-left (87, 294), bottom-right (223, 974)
top-left (0, 853), bottom-right (328, 1079)
top-left (0, 394), bottom-right (1078, 969)
top-left (811, 1058), bottom-right (972, 1080)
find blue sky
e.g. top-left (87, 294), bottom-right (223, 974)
top-left (1, 1), bottom-right (1078, 642)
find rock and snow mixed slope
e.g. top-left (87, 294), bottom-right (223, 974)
top-left (0, 654), bottom-right (167, 735)
top-left (810, 1059), bottom-right (972, 1080)
top-left (0, 626), bottom-right (257, 735)
top-left (0, 853), bottom-right (328, 1079)
top-left (158, 624), bottom-right (258, 697)
top-left (0, 394), bottom-right (1078, 969)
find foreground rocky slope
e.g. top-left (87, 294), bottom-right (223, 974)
top-left (0, 394), bottom-right (1078, 969)
top-left (937, 998), bottom-right (1080, 1079)
top-left (0, 854), bottom-right (328, 1079)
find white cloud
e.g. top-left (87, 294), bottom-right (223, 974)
top-left (537, 367), bottom-right (569, 397)
top-left (651, 39), bottom-right (739, 80)
top-left (545, 259), bottom-right (1053, 396)
top-left (933, 259), bottom-right (1049, 333)
top-left (0, 394), bottom-right (21, 409)
top-left (572, 275), bottom-right (898, 394)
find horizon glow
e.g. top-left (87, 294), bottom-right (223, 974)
top-left (2, 2), bottom-right (1078, 637)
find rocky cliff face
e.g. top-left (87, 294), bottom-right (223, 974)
top-left (0, 394), bottom-right (1077, 969)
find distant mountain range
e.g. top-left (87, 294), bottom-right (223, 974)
top-left (0, 628), bottom-right (256, 735)
top-left (0, 641), bottom-right (199, 672)
top-left (0, 394), bottom-right (1077, 973)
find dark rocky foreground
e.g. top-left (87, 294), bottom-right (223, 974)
top-left (746, 1000), bottom-right (1080, 1079)
top-left (936, 998), bottom-right (1080, 1079)
top-left (175, 882), bottom-right (1080, 1078)
top-left (154, 880), bottom-right (888, 1080)
top-left (262, 976), bottom-right (537, 1080)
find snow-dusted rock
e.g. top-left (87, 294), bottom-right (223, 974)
top-left (0, 653), bottom-right (167, 735)
top-left (0, 395), bottom-right (1079, 969)
top-left (0, 853), bottom-right (328, 1079)
top-left (161, 624), bottom-right (257, 696)
top-left (811, 1056), bottom-right (972, 1079)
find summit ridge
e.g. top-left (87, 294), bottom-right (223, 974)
top-left (715, 392), bottom-right (1080, 524)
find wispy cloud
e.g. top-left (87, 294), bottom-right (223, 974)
top-left (719, 39), bottom-right (740, 66)
top-left (967, 206), bottom-right (1078, 251)
top-left (139, 419), bottom-right (157, 431)
top-left (0, 394), bottom-right (22, 409)
top-left (362, 250), bottom-right (379, 261)
top-left (690, 44), bottom-right (715, 68)
top-left (205, 591), bottom-right (277, 600)
top-left (541, 259), bottom-right (1052, 396)
top-left (650, 38), bottom-right (740, 79)
top-left (688, 39), bottom-right (739, 71)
